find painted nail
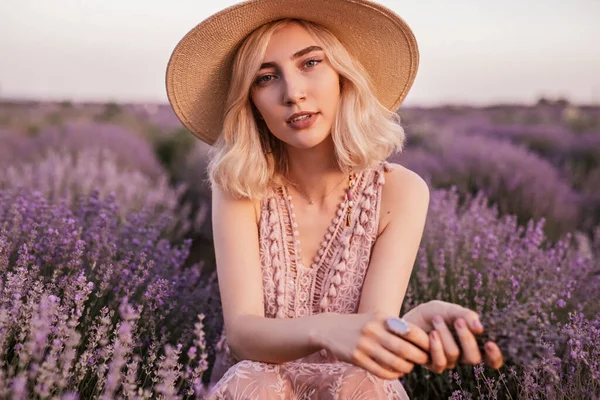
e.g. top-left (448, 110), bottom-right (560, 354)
top-left (472, 319), bottom-right (483, 330)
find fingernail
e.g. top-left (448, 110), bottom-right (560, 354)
top-left (472, 319), bottom-right (483, 330)
top-left (433, 315), bottom-right (443, 326)
top-left (430, 331), bottom-right (437, 341)
top-left (455, 319), bottom-right (465, 329)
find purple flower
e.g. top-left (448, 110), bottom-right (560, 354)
top-left (401, 185), bottom-right (598, 398)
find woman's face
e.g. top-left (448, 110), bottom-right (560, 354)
top-left (250, 22), bottom-right (341, 150)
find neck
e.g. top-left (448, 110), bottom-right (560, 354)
top-left (282, 137), bottom-right (347, 204)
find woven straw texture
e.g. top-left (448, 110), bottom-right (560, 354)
top-left (166, 0), bottom-right (419, 145)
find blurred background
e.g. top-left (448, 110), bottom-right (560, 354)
top-left (0, 1), bottom-right (599, 398)
top-left (1, 0), bottom-right (599, 243)
top-left (1, 0), bottom-right (599, 104)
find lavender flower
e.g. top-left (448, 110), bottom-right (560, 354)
top-left (0, 188), bottom-right (216, 397)
top-left (0, 121), bottom-right (165, 180)
top-left (402, 187), bottom-right (598, 399)
top-left (393, 132), bottom-right (582, 240)
top-left (99, 298), bottom-right (140, 399)
top-left (2, 100), bottom-right (598, 398)
top-left (1, 147), bottom-right (201, 241)
top-left (153, 343), bottom-right (183, 399)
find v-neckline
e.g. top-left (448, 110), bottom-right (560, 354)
top-left (282, 169), bottom-right (365, 272)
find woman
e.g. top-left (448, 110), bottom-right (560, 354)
top-left (166, 1), bottom-right (504, 398)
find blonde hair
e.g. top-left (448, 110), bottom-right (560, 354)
top-left (208, 19), bottom-right (406, 200)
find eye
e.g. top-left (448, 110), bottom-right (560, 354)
top-left (255, 74), bottom-right (276, 86)
top-left (304, 58), bottom-right (323, 68)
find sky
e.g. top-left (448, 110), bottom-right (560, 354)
top-left (0, 0), bottom-right (599, 106)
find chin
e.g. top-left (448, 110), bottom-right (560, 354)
top-left (289, 133), bottom-right (331, 150)
top-left (291, 141), bottom-right (322, 150)
top-left (272, 122), bottom-right (333, 150)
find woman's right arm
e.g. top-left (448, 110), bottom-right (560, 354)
top-left (212, 186), bottom-right (429, 378)
top-left (212, 185), bottom-right (331, 364)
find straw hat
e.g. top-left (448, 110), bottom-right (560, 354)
top-left (165, 0), bottom-right (419, 145)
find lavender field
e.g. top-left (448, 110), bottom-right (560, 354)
top-left (0, 99), bottom-right (599, 399)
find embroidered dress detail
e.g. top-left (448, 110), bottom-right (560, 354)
top-left (207, 161), bottom-right (409, 399)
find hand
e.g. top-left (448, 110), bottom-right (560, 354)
top-left (316, 311), bottom-right (432, 380)
top-left (402, 300), bottom-right (504, 373)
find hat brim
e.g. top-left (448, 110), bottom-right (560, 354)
top-left (165, 0), bottom-right (419, 145)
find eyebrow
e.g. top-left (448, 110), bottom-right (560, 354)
top-left (259, 45), bottom-right (323, 70)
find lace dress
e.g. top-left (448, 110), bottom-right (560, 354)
top-left (207, 161), bottom-right (409, 399)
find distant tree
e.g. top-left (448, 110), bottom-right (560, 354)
top-left (536, 96), bottom-right (551, 106)
top-left (96, 101), bottom-right (122, 121)
top-left (555, 97), bottom-right (570, 108)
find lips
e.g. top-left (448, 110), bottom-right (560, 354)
top-left (287, 112), bottom-right (319, 130)
top-left (286, 111), bottom-right (317, 123)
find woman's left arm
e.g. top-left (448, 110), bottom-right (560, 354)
top-left (357, 163), bottom-right (503, 372)
top-left (357, 163), bottom-right (429, 317)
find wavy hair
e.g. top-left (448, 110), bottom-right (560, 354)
top-left (208, 19), bottom-right (406, 200)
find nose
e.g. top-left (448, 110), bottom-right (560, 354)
top-left (281, 73), bottom-right (306, 105)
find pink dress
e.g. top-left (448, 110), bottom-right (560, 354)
top-left (207, 161), bottom-right (409, 399)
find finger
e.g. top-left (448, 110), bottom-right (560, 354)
top-left (380, 332), bottom-right (430, 366)
top-left (353, 350), bottom-right (404, 381)
top-left (402, 322), bottom-right (431, 354)
top-left (362, 336), bottom-right (417, 374)
top-left (425, 330), bottom-right (447, 374)
top-left (454, 318), bottom-right (482, 365)
top-left (483, 341), bottom-right (504, 369)
top-left (431, 315), bottom-right (461, 368)
top-left (384, 318), bottom-right (431, 354)
top-left (372, 349), bottom-right (416, 375)
top-left (438, 304), bottom-right (485, 335)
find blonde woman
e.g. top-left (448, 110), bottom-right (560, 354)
top-left (166, 1), bottom-right (504, 398)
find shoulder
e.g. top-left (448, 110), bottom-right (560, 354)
top-left (381, 162), bottom-right (430, 199)
top-left (377, 162), bottom-right (430, 234)
top-left (211, 184), bottom-right (262, 226)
